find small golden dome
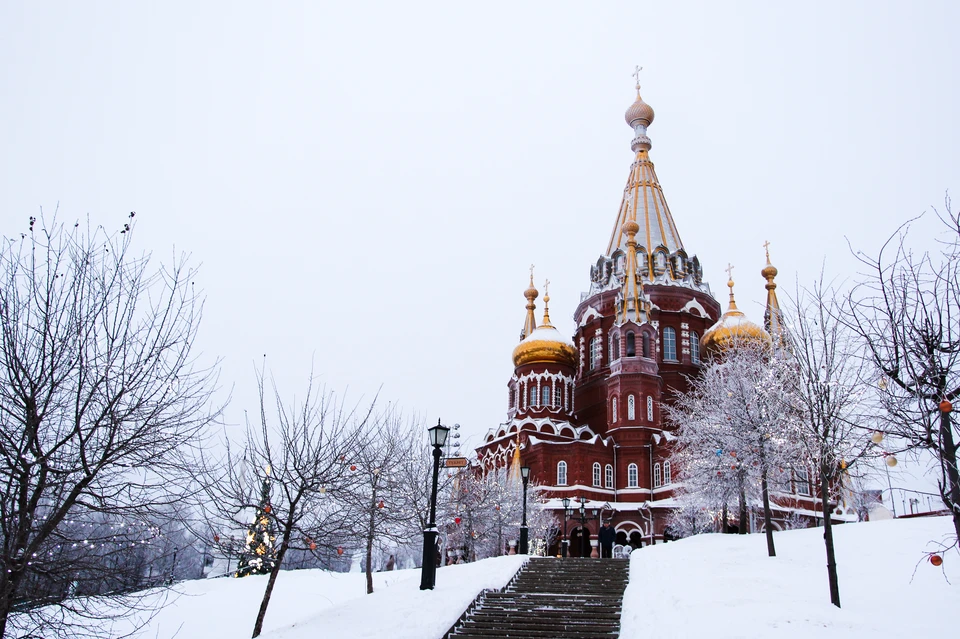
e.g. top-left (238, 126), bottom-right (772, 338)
top-left (625, 93), bottom-right (655, 128)
top-left (622, 219), bottom-right (640, 236)
top-left (761, 263), bottom-right (778, 279)
top-left (512, 326), bottom-right (578, 368)
top-left (701, 278), bottom-right (770, 355)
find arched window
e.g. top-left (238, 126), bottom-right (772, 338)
top-left (663, 461), bottom-right (672, 485)
top-left (690, 331), bottom-right (701, 364)
top-left (541, 385), bottom-right (551, 408)
top-left (529, 385), bottom-right (537, 408)
top-left (654, 463), bottom-right (662, 488)
top-left (609, 333), bottom-right (620, 361)
top-left (647, 396), bottom-right (654, 421)
top-left (553, 382), bottom-right (561, 408)
top-left (508, 387), bottom-right (513, 409)
top-left (663, 327), bottom-right (677, 361)
top-left (642, 333), bottom-right (650, 357)
top-left (626, 332), bottom-right (636, 357)
top-left (612, 396), bottom-right (618, 422)
top-left (605, 464), bottom-right (614, 489)
top-left (627, 463), bottom-right (639, 488)
top-left (795, 467), bottom-right (811, 496)
top-left (557, 461), bottom-right (568, 486)
top-left (589, 337), bottom-right (600, 370)
top-left (627, 394), bottom-right (636, 420)
top-left (593, 462), bottom-right (602, 487)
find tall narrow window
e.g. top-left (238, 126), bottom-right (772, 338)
top-left (663, 461), bottom-right (672, 485)
top-left (663, 327), bottom-right (677, 361)
top-left (593, 462), bottom-right (602, 487)
top-left (627, 463), bottom-right (639, 488)
top-left (626, 332), bottom-right (636, 357)
top-left (627, 394), bottom-right (636, 420)
top-left (654, 463), bottom-right (662, 488)
top-left (796, 468), bottom-right (811, 496)
top-left (508, 388), bottom-right (513, 409)
top-left (610, 333), bottom-right (620, 361)
top-left (553, 382), bottom-right (561, 408)
top-left (541, 385), bottom-right (551, 408)
top-left (612, 396), bottom-right (618, 422)
top-left (589, 337), bottom-right (600, 370)
top-left (529, 385), bottom-right (537, 408)
top-left (557, 461), bottom-right (568, 486)
top-left (605, 464), bottom-right (614, 489)
top-left (690, 331), bottom-right (701, 364)
top-left (642, 333), bottom-right (650, 357)
top-left (647, 396), bottom-right (654, 421)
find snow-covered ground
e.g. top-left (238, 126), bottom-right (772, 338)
top-left (124, 554), bottom-right (525, 639)
top-left (621, 516), bottom-right (956, 638)
top-left (39, 517), bottom-right (955, 638)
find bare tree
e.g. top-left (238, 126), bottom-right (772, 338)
top-left (341, 409), bottom-right (425, 594)
top-left (200, 364), bottom-right (370, 638)
top-left (0, 213), bottom-right (219, 639)
top-left (783, 279), bottom-right (875, 608)
top-left (845, 198), bottom-right (960, 544)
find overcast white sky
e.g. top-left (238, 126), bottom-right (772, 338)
top-left (2, 2), bottom-right (958, 483)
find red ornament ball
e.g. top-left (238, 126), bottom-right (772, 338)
top-left (337, 546), bottom-right (344, 556)
top-left (930, 554), bottom-right (943, 566)
top-left (377, 500), bottom-right (385, 509)
top-left (454, 516), bottom-right (462, 525)
top-left (350, 465), bottom-right (357, 471)
top-left (940, 400), bottom-right (953, 414)
top-left (264, 505), bottom-right (271, 513)
top-left (213, 534), bottom-right (220, 543)
top-left (310, 541), bottom-right (317, 551)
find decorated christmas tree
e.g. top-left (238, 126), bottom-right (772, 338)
top-left (235, 465), bottom-right (278, 577)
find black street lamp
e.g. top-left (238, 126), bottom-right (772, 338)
top-left (561, 497), bottom-right (571, 558)
top-left (578, 497), bottom-right (589, 557)
top-left (420, 419), bottom-right (449, 590)
top-left (518, 466), bottom-right (530, 554)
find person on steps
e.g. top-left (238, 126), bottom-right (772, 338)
top-left (599, 520), bottom-right (616, 558)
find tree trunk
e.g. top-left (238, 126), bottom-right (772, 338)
top-left (721, 502), bottom-right (729, 534)
top-left (252, 538), bottom-right (289, 638)
top-left (738, 484), bottom-right (748, 535)
top-left (820, 471), bottom-right (841, 608)
top-left (760, 467), bottom-right (776, 557)
top-left (365, 490), bottom-right (376, 594)
top-left (0, 569), bottom-right (22, 639)
top-left (938, 407), bottom-right (960, 542)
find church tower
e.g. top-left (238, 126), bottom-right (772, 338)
top-left (477, 78), bottom-right (723, 551)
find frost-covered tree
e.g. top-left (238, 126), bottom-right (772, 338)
top-left (667, 337), bottom-right (800, 556)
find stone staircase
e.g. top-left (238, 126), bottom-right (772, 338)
top-left (444, 558), bottom-right (630, 638)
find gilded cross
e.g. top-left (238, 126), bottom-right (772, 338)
top-left (725, 263), bottom-right (735, 280)
top-left (544, 279), bottom-right (550, 297)
top-left (763, 240), bottom-right (771, 261)
top-left (632, 65), bottom-right (643, 88)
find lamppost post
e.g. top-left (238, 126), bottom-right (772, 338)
top-left (519, 466), bottom-right (530, 554)
top-left (420, 419), bottom-right (449, 590)
top-left (578, 497), bottom-right (588, 557)
top-left (561, 497), bottom-right (570, 558)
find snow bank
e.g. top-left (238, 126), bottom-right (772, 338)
top-left (620, 516), bottom-right (956, 638)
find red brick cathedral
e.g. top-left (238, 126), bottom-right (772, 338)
top-left (475, 83), bottom-right (845, 555)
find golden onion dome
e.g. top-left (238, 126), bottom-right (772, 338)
top-left (625, 92), bottom-right (655, 128)
top-left (701, 277), bottom-right (771, 355)
top-left (512, 287), bottom-right (577, 368)
top-left (512, 325), bottom-right (578, 368)
top-left (761, 263), bottom-right (778, 279)
top-left (621, 219), bottom-right (640, 236)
